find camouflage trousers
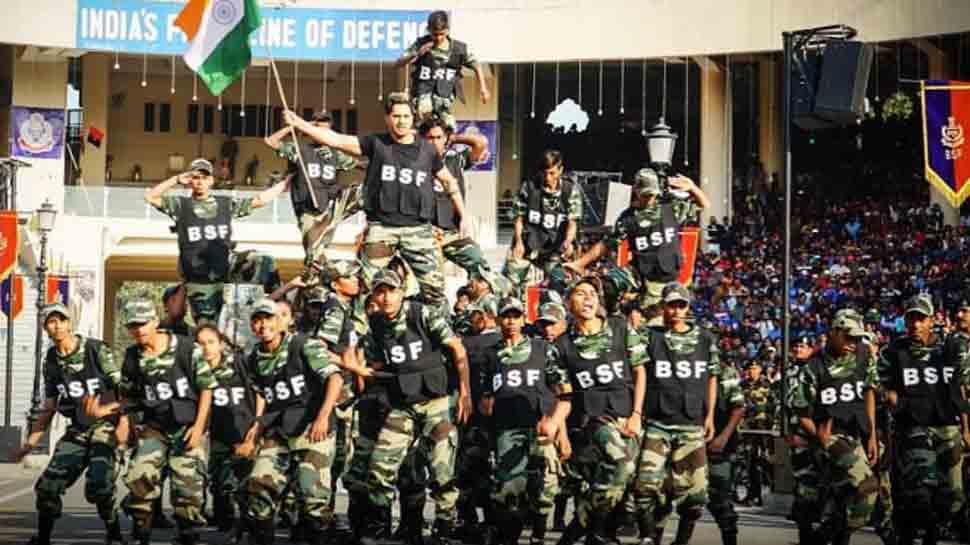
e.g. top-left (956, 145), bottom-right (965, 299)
top-left (367, 395), bottom-right (459, 525)
top-left (569, 417), bottom-right (639, 527)
top-left (818, 433), bottom-right (878, 532)
top-left (791, 442), bottom-right (827, 526)
top-left (343, 390), bottom-right (391, 496)
top-left (896, 425), bottom-right (964, 523)
top-left (35, 422), bottom-right (120, 523)
top-left (436, 228), bottom-right (491, 280)
top-left (208, 439), bottom-right (253, 523)
top-left (456, 424), bottom-right (494, 518)
top-left (871, 439), bottom-right (894, 535)
top-left (707, 451), bottom-right (739, 533)
top-left (503, 251), bottom-right (569, 299)
top-left (415, 93), bottom-right (456, 131)
top-left (185, 250), bottom-right (280, 324)
top-left (125, 425), bottom-right (208, 530)
top-left (633, 422), bottom-right (708, 522)
top-left (600, 264), bottom-right (667, 309)
top-left (360, 222), bottom-right (446, 305)
top-left (299, 183), bottom-right (364, 271)
top-left (332, 403), bottom-right (357, 486)
top-left (246, 427), bottom-right (336, 526)
top-left (491, 428), bottom-right (560, 516)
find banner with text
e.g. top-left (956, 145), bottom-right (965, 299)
top-left (922, 80), bottom-right (970, 207)
top-left (77, 0), bottom-right (432, 62)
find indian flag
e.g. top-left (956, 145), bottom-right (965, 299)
top-left (175, 0), bottom-right (262, 96)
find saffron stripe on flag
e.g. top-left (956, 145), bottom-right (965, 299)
top-left (174, 0), bottom-right (211, 42)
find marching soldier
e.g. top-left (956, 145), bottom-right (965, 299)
top-left (479, 297), bottom-right (570, 545)
top-left (243, 298), bottom-right (346, 545)
top-left (144, 158), bottom-right (289, 323)
top-left (506, 151), bottom-right (582, 296)
top-left (10, 303), bottom-right (127, 545)
top-left (553, 276), bottom-right (646, 545)
top-left (357, 268), bottom-right (472, 544)
top-left (633, 282), bottom-right (720, 545)
top-left (741, 361), bottom-right (774, 506)
top-left (396, 10), bottom-right (490, 130)
top-left (791, 314), bottom-right (878, 545)
top-left (119, 300), bottom-right (214, 545)
top-left (879, 295), bottom-right (968, 545)
top-left (703, 362), bottom-right (745, 545)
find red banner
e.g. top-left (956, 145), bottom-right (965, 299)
top-left (46, 275), bottom-right (69, 305)
top-left (0, 212), bottom-right (18, 284)
top-left (617, 227), bottom-right (701, 287)
top-left (1, 274), bottom-right (22, 320)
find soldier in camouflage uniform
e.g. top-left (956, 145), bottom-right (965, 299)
top-left (741, 361), bottom-right (774, 506)
top-left (879, 295), bottom-right (968, 545)
top-left (396, 10), bottom-right (490, 130)
top-left (265, 110), bottom-right (360, 276)
top-left (145, 158), bottom-right (289, 324)
top-left (552, 276), bottom-right (646, 545)
top-left (949, 296), bottom-right (970, 542)
top-left (284, 95), bottom-right (465, 307)
top-left (10, 303), bottom-right (127, 545)
top-left (119, 300), bottom-right (215, 545)
top-left (506, 151), bottom-right (582, 297)
top-left (565, 168), bottom-right (708, 312)
top-left (791, 314), bottom-right (878, 545)
top-left (358, 268), bottom-right (472, 545)
top-left (243, 299), bottom-right (346, 545)
top-left (478, 297), bottom-right (570, 545)
top-left (633, 283), bottom-right (721, 545)
top-left (420, 117), bottom-right (493, 281)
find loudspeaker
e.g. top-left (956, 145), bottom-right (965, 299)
top-left (791, 50), bottom-right (836, 131)
top-left (814, 41), bottom-right (873, 125)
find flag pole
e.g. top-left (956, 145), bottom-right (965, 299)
top-left (265, 47), bottom-right (319, 211)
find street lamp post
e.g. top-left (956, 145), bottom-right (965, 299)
top-left (26, 200), bottom-right (57, 438)
top-left (645, 117), bottom-right (680, 195)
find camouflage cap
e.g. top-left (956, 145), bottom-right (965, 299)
top-left (373, 268), bottom-right (404, 290)
top-left (467, 294), bottom-right (499, 317)
top-left (864, 309), bottom-right (881, 324)
top-left (124, 300), bottom-right (158, 326)
top-left (537, 301), bottom-right (567, 324)
top-left (831, 315), bottom-right (866, 338)
top-left (326, 260), bottom-right (360, 281)
top-left (498, 297), bottom-right (526, 316)
top-left (634, 167), bottom-right (662, 195)
top-left (250, 298), bottom-right (278, 317)
top-left (661, 282), bottom-right (691, 304)
top-left (904, 294), bottom-right (934, 317)
top-left (304, 286), bottom-right (329, 305)
top-left (189, 158), bottom-right (213, 174)
top-left (41, 302), bottom-right (70, 322)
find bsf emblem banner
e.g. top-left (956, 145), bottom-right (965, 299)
top-left (921, 80), bottom-right (970, 207)
top-left (0, 211), bottom-right (18, 283)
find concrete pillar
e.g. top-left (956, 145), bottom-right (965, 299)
top-left (699, 56), bottom-right (732, 225)
top-left (79, 53), bottom-right (109, 186)
top-left (759, 56), bottom-right (783, 186)
top-left (915, 39), bottom-right (959, 226)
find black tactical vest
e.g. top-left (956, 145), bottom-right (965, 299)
top-left (644, 327), bottom-right (713, 426)
top-left (46, 338), bottom-right (112, 430)
top-left (463, 331), bottom-right (502, 406)
top-left (522, 178), bottom-right (574, 256)
top-left (290, 141), bottom-right (340, 218)
top-left (489, 338), bottom-right (556, 430)
top-left (810, 354), bottom-right (870, 439)
top-left (176, 196), bottom-right (233, 283)
top-left (713, 381), bottom-right (740, 454)
top-left (556, 317), bottom-right (634, 419)
top-left (124, 335), bottom-right (199, 429)
top-left (433, 151), bottom-right (467, 231)
top-left (370, 302), bottom-right (448, 406)
top-left (249, 334), bottom-right (331, 438)
top-left (411, 37), bottom-right (468, 100)
top-left (210, 352), bottom-right (257, 445)
top-left (363, 135), bottom-right (438, 226)
top-left (890, 337), bottom-right (963, 428)
top-left (627, 203), bottom-right (682, 283)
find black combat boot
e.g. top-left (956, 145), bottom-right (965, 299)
top-left (670, 513), bottom-right (698, 545)
top-left (359, 505), bottom-right (398, 545)
top-left (555, 519), bottom-right (587, 545)
top-left (552, 496), bottom-right (568, 531)
top-left (104, 519), bottom-right (128, 545)
top-left (719, 529), bottom-right (738, 545)
top-left (250, 518), bottom-right (277, 545)
top-left (635, 511), bottom-right (656, 545)
top-left (402, 494), bottom-right (427, 545)
top-left (530, 513), bottom-right (548, 545)
top-left (130, 518), bottom-right (152, 545)
top-left (26, 514), bottom-right (55, 545)
top-left (585, 511), bottom-right (612, 545)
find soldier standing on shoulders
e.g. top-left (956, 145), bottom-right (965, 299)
top-left (10, 303), bottom-right (128, 545)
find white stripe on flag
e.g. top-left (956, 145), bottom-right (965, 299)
top-left (183, 0), bottom-right (246, 71)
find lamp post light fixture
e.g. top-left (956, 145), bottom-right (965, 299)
top-left (646, 117), bottom-right (678, 172)
top-left (26, 199), bottom-right (57, 437)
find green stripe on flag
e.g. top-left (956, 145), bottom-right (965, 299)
top-left (197, 0), bottom-right (262, 96)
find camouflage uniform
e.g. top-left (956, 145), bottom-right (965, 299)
top-left (277, 140), bottom-right (360, 270)
top-left (244, 329), bottom-right (343, 540)
top-left (742, 374), bottom-right (775, 504)
top-left (153, 194), bottom-right (263, 324)
top-left (783, 357), bottom-right (829, 539)
top-left (706, 364), bottom-right (745, 542)
top-left (361, 295), bottom-right (462, 539)
top-left (505, 179), bottom-right (583, 297)
top-left (120, 321), bottom-right (215, 541)
top-left (403, 38), bottom-right (480, 130)
top-left (790, 347), bottom-right (878, 535)
top-left (35, 330), bottom-right (123, 539)
top-left (633, 323), bottom-right (723, 543)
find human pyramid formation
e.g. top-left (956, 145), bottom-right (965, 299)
top-left (14, 10), bottom-right (963, 545)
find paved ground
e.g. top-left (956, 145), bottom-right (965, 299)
top-left (0, 463), bottom-right (916, 545)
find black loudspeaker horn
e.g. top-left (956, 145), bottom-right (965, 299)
top-left (791, 49), bottom-right (835, 131)
top-left (814, 41), bottom-right (873, 125)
